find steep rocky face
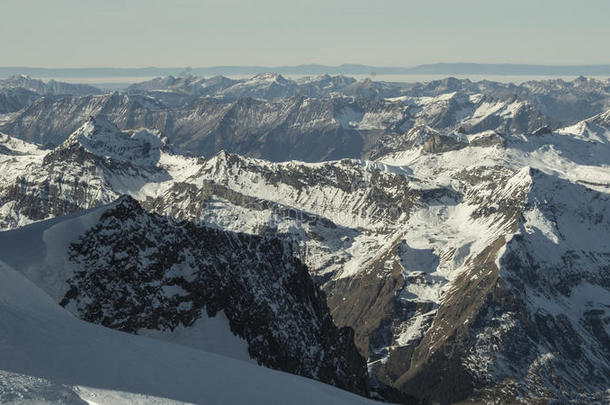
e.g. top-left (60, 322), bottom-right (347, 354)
top-left (593, 109), bottom-right (610, 128)
top-left (0, 131), bottom-right (97, 228)
top-left (322, 166), bottom-right (528, 402)
top-left (369, 125), bottom-right (470, 159)
top-left (475, 172), bottom-right (610, 400)
top-left (456, 96), bottom-right (549, 135)
top-left (0, 87), bottom-right (39, 114)
top-left (1, 195), bottom-right (371, 397)
top-left (314, 167), bottom-right (609, 404)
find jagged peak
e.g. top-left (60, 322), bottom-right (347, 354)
top-left (107, 194), bottom-right (145, 215)
top-left (208, 149), bottom-right (252, 168)
top-left (76, 115), bottom-right (118, 133)
top-left (59, 116), bottom-right (169, 166)
top-left (591, 108), bottom-right (610, 128)
top-left (404, 125), bottom-right (442, 146)
top-left (556, 112), bottom-right (610, 143)
top-left (503, 166), bottom-right (535, 197)
top-left (573, 75), bottom-right (589, 83)
top-left (250, 72), bottom-right (288, 83)
top-left (212, 149), bottom-right (230, 160)
top-left (64, 116), bottom-right (121, 146)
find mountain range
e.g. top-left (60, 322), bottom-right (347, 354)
top-left (1, 74), bottom-right (608, 161)
top-left (0, 73), bottom-right (609, 404)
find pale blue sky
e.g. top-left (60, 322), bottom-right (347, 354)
top-left (1, 0), bottom-right (609, 67)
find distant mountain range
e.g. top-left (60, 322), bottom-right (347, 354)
top-left (2, 74), bottom-right (608, 160)
top-left (1, 63), bottom-right (610, 79)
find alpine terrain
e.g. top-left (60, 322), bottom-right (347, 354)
top-left (0, 74), bottom-right (609, 404)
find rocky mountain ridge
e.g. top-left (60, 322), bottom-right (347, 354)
top-left (0, 75), bottom-right (102, 96)
top-left (0, 195), bottom-right (375, 398)
top-left (1, 74), bottom-right (608, 160)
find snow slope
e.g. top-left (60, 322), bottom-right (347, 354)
top-left (0, 259), bottom-right (380, 405)
top-left (0, 195), bottom-right (371, 396)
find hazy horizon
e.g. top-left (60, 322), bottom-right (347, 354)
top-left (3, 62), bottom-right (610, 69)
top-left (2, 0), bottom-right (609, 68)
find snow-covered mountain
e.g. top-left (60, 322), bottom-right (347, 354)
top-left (1, 74), bottom-right (608, 160)
top-left (0, 117), bottom-right (195, 229)
top-left (125, 73), bottom-right (360, 100)
top-left (0, 75), bottom-right (101, 96)
top-left (0, 75), bottom-right (101, 117)
top-left (138, 121), bottom-right (610, 402)
top-left (0, 92), bottom-right (410, 159)
top-left (0, 195), bottom-right (373, 398)
top-left (1, 75), bottom-right (610, 404)
top-left (0, 259), bottom-right (385, 405)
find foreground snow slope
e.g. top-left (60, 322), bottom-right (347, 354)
top-left (0, 260), bottom-right (381, 405)
top-left (0, 195), bottom-right (371, 397)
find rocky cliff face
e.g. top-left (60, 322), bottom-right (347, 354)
top-left (0, 195), bottom-right (371, 397)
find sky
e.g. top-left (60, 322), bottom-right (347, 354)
top-left (1, 0), bottom-right (609, 68)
